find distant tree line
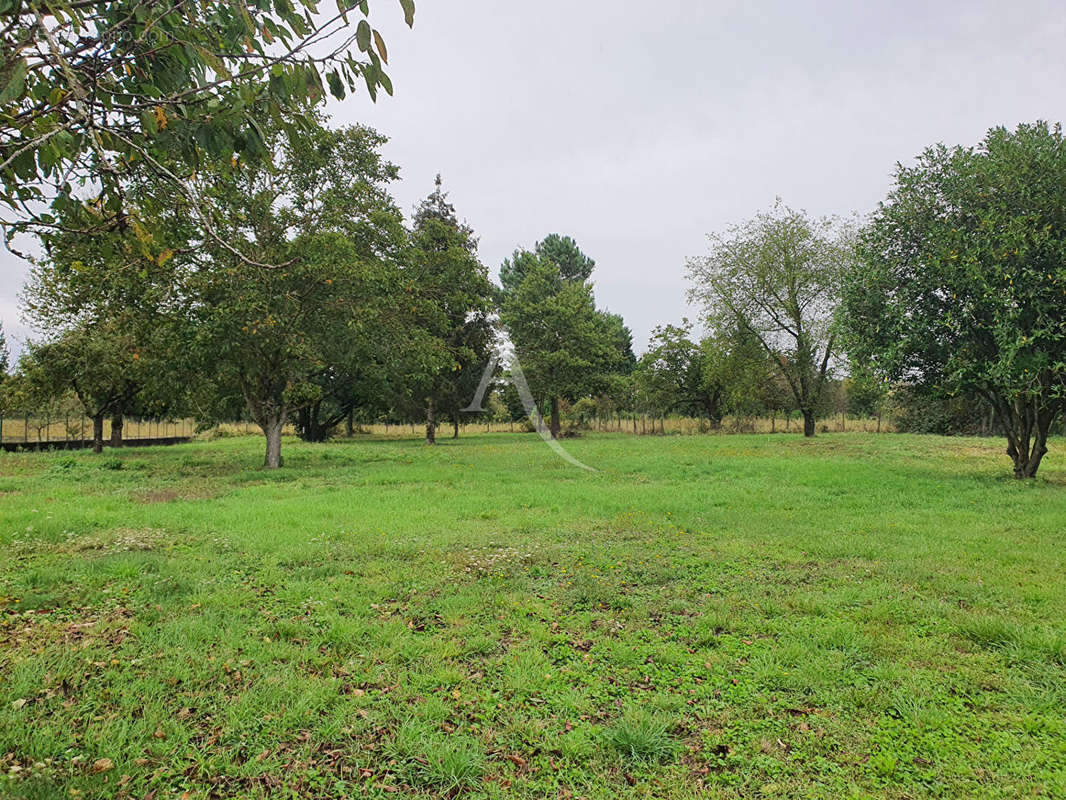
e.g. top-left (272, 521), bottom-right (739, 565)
top-left (3, 115), bottom-right (1064, 478)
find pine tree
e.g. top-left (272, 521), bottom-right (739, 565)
top-left (408, 176), bottom-right (497, 443)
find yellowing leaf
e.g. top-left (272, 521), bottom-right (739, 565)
top-left (373, 30), bottom-right (388, 63)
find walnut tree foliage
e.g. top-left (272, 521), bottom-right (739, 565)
top-left (183, 121), bottom-right (432, 467)
top-left (841, 122), bottom-right (1066, 478)
top-left (0, 0), bottom-right (414, 254)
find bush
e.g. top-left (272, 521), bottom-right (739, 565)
top-left (891, 387), bottom-right (993, 436)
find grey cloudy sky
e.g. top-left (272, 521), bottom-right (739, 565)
top-left (2, 0), bottom-right (1064, 357)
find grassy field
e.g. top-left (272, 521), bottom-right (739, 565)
top-left (1, 432), bottom-right (1064, 799)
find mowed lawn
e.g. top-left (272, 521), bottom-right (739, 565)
top-left (1, 433), bottom-right (1065, 799)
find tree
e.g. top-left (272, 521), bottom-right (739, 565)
top-left (21, 321), bottom-right (146, 452)
top-left (635, 321), bottom-right (723, 424)
top-left (500, 240), bottom-right (618, 439)
top-left (0, 320), bottom-right (7, 377)
top-left (407, 175), bottom-right (496, 444)
top-left (499, 233), bottom-right (595, 294)
top-left (841, 122), bottom-right (1066, 478)
top-left (687, 203), bottom-right (851, 437)
top-left (184, 121), bottom-right (428, 467)
top-left (191, 229), bottom-right (409, 468)
top-left (21, 192), bottom-right (193, 443)
top-left (277, 124), bottom-right (428, 443)
top-left (1, 0), bottom-right (414, 251)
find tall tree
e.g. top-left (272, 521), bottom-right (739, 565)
top-left (185, 121), bottom-right (433, 467)
top-left (500, 238), bottom-right (618, 439)
top-left (1, 0), bottom-right (414, 251)
top-left (687, 203), bottom-right (851, 437)
top-left (279, 123), bottom-right (426, 442)
top-left (841, 122), bottom-right (1066, 478)
top-left (408, 175), bottom-right (496, 444)
top-left (0, 320), bottom-right (7, 377)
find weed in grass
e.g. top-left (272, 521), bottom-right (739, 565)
top-left (603, 711), bottom-right (678, 764)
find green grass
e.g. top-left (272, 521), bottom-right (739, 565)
top-left (1, 431), bottom-right (1065, 799)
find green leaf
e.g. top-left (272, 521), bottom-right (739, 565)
top-left (399, 0), bottom-right (415, 27)
top-left (0, 58), bottom-right (27, 104)
top-left (327, 70), bottom-right (345, 99)
top-left (356, 19), bottom-right (371, 52)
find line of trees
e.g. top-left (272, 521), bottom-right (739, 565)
top-left (2, 0), bottom-right (1062, 482)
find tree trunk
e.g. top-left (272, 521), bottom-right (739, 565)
top-left (260, 410), bottom-right (286, 469)
top-left (1003, 403), bottom-right (1055, 479)
top-left (110, 413), bottom-right (124, 447)
top-left (346, 408), bottom-right (355, 437)
top-left (91, 414), bottom-right (104, 454)
top-left (425, 397), bottom-right (436, 445)
top-left (802, 409), bottom-right (816, 437)
top-left (771, 409), bottom-right (776, 433)
top-left (453, 418), bottom-right (460, 439)
top-left (549, 396), bottom-right (561, 440)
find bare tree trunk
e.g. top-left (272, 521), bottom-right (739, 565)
top-left (346, 408), bottom-right (355, 437)
top-left (453, 418), bottom-right (460, 439)
top-left (110, 413), bottom-right (124, 447)
top-left (425, 397), bottom-right (436, 445)
top-left (803, 409), bottom-right (816, 437)
top-left (549, 396), bottom-right (561, 440)
top-left (260, 410), bottom-right (286, 469)
top-left (91, 414), bottom-right (104, 454)
top-left (771, 409), bottom-right (776, 433)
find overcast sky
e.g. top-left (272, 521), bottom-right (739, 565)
top-left (2, 0), bottom-right (1064, 358)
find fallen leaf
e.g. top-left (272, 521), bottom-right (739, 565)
top-left (92, 757), bottom-right (114, 773)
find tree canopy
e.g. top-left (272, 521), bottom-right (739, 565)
top-left (687, 203), bottom-right (851, 436)
top-left (841, 122), bottom-right (1066, 477)
top-left (500, 236), bottom-right (623, 439)
top-left (0, 0), bottom-right (414, 253)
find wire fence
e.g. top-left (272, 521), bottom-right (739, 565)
top-left (0, 415), bottom-right (196, 448)
top-left (0, 411), bottom-right (897, 451)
